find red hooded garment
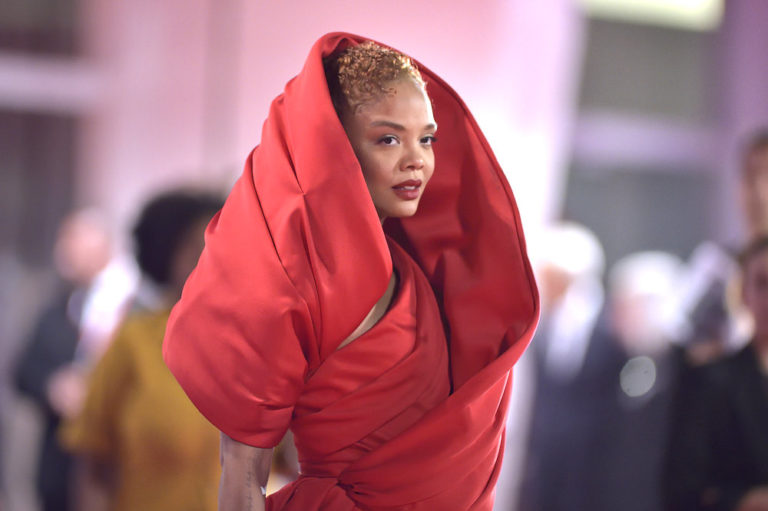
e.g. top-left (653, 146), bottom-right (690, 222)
top-left (163, 32), bottom-right (539, 510)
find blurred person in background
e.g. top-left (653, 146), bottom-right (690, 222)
top-left (518, 222), bottom-right (623, 511)
top-left (600, 251), bottom-right (684, 511)
top-left (674, 129), bottom-right (768, 370)
top-left (740, 130), bottom-right (768, 241)
top-left (13, 210), bottom-right (135, 511)
top-left (665, 236), bottom-right (768, 511)
top-left (520, 244), bottom-right (685, 511)
top-left (660, 129), bottom-right (768, 511)
top-left (60, 190), bottom-right (224, 511)
top-left (673, 243), bottom-right (741, 367)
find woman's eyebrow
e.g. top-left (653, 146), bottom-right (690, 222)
top-left (369, 120), bottom-right (405, 130)
top-left (369, 120), bottom-right (438, 131)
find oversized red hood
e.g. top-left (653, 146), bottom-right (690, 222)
top-left (163, 31), bottom-right (539, 471)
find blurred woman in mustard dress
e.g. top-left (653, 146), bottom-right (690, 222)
top-left (61, 190), bottom-right (223, 511)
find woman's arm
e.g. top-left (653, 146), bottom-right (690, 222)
top-left (219, 433), bottom-right (273, 511)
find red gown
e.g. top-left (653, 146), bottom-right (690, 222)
top-left (163, 32), bottom-right (539, 510)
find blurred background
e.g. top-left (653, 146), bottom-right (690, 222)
top-left (1, 0), bottom-right (767, 510)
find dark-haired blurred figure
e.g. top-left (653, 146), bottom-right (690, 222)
top-left (61, 190), bottom-right (224, 511)
top-left (665, 237), bottom-right (768, 511)
top-left (662, 129), bottom-right (768, 511)
top-left (740, 131), bottom-right (768, 242)
top-left (13, 210), bottom-right (135, 511)
top-left (676, 130), bottom-right (768, 367)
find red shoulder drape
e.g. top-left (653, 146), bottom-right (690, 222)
top-left (163, 32), bottom-right (539, 510)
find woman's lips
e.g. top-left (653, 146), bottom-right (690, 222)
top-left (392, 179), bottom-right (422, 200)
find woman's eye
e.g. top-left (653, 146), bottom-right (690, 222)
top-left (378, 136), bottom-right (398, 145)
top-left (421, 135), bottom-right (437, 146)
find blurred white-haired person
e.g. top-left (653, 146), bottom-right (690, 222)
top-left (534, 222), bottom-right (606, 381)
top-left (13, 209), bottom-right (136, 511)
top-left (518, 222), bottom-right (617, 511)
top-left (595, 251), bottom-right (686, 511)
top-left (609, 251), bottom-right (685, 364)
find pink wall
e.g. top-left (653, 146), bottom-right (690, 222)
top-left (69, 2), bottom-right (582, 506)
top-left (236, 1), bottom-right (585, 233)
top-left (79, 0), bottom-right (218, 231)
top-left (77, 0), bottom-right (583, 238)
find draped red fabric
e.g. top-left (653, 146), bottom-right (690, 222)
top-left (163, 32), bottom-right (539, 510)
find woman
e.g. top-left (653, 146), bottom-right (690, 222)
top-left (62, 191), bottom-right (223, 511)
top-left (665, 236), bottom-right (768, 511)
top-left (164, 33), bottom-right (539, 510)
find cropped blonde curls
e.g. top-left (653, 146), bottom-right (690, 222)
top-left (325, 41), bottom-right (426, 116)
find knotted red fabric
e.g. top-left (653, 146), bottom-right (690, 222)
top-left (163, 32), bottom-right (539, 510)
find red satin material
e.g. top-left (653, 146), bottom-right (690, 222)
top-left (163, 32), bottom-right (539, 510)
top-left (268, 239), bottom-right (450, 510)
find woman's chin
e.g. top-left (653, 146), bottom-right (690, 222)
top-left (386, 205), bottom-right (420, 219)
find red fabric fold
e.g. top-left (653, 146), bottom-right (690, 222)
top-left (268, 238), bottom-right (451, 508)
top-left (163, 32), bottom-right (539, 509)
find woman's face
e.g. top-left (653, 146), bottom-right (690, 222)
top-left (743, 247), bottom-right (768, 338)
top-left (342, 79), bottom-right (437, 221)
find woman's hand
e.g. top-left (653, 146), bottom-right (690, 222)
top-left (218, 433), bottom-right (273, 511)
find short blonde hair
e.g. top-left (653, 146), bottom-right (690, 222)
top-left (325, 41), bottom-right (426, 116)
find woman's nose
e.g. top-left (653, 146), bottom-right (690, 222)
top-left (402, 150), bottom-right (425, 171)
top-left (405, 158), bottom-right (424, 170)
